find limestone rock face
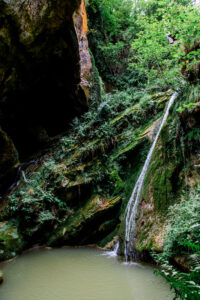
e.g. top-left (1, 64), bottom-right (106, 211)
top-left (0, 0), bottom-right (91, 192)
top-left (73, 0), bottom-right (92, 101)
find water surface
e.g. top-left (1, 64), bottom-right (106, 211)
top-left (0, 248), bottom-right (173, 300)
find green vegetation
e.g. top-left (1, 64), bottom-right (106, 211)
top-left (0, 221), bottom-right (23, 261)
top-left (87, 0), bottom-right (134, 88)
top-left (87, 1), bottom-right (200, 298)
top-left (155, 185), bottom-right (200, 299)
top-left (88, 0), bottom-right (200, 91)
top-left (1, 1), bottom-right (200, 298)
top-left (129, 0), bottom-right (200, 90)
top-left (0, 80), bottom-right (169, 253)
top-left (3, 160), bottom-right (71, 241)
top-left (3, 88), bottom-right (163, 238)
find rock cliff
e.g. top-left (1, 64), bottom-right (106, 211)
top-left (0, 0), bottom-right (91, 195)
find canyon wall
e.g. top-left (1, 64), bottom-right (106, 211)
top-left (0, 0), bottom-right (91, 195)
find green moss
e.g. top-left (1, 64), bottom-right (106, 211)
top-left (88, 51), bottom-right (102, 107)
top-left (112, 140), bottom-right (139, 160)
top-left (137, 239), bottom-right (153, 252)
top-left (141, 123), bottom-right (184, 214)
top-left (109, 170), bottom-right (124, 195)
top-left (110, 104), bottom-right (139, 125)
top-left (111, 117), bottom-right (161, 161)
top-left (117, 140), bottom-right (151, 243)
top-left (97, 227), bottom-right (118, 248)
top-left (0, 221), bottom-right (23, 261)
top-left (134, 119), bottom-right (187, 252)
top-left (47, 195), bottom-right (121, 245)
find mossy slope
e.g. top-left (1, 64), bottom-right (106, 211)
top-left (0, 90), bottom-right (167, 261)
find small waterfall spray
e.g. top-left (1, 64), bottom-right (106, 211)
top-left (113, 241), bottom-right (120, 256)
top-left (102, 241), bottom-right (120, 257)
top-left (124, 92), bottom-right (178, 261)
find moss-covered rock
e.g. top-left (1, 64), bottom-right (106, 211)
top-left (47, 195), bottom-right (121, 246)
top-left (0, 92), bottom-right (162, 260)
top-left (2, 87), bottom-right (196, 263)
top-left (134, 112), bottom-right (200, 253)
top-left (0, 221), bottom-right (23, 261)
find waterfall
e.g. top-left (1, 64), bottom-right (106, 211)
top-left (103, 241), bottom-right (119, 257)
top-left (113, 241), bottom-right (120, 256)
top-left (124, 92), bottom-right (178, 261)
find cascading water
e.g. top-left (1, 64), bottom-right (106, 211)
top-left (103, 241), bottom-right (120, 257)
top-left (113, 241), bottom-right (120, 256)
top-left (124, 92), bottom-right (178, 261)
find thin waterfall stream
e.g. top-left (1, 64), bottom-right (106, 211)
top-left (124, 92), bottom-right (178, 261)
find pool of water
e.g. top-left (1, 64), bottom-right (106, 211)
top-left (0, 248), bottom-right (173, 300)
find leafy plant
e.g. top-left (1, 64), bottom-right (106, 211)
top-left (155, 185), bottom-right (200, 299)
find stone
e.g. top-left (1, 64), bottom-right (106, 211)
top-left (0, 269), bottom-right (3, 284)
top-left (73, 0), bottom-right (92, 102)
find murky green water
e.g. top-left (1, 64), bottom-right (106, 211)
top-left (0, 248), bottom-right (173, 300)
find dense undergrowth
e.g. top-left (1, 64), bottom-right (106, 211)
top-left (155, 185), bottom-right (200, 299)
top-left (1, 0), bottom-right (200, 298)
top-left (2, 87), bottom-right (165, 240)
top-left (87, 0), bottom-right (200, 91)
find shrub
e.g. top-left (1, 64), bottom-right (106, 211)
top-left (155, 185), bottom-right (200, 299)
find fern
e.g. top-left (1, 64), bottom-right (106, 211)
top-left (155, 185), bottom-right (200, 299)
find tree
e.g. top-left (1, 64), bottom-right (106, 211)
top-left (129, 0), bottom-right (200, 90)
top-left (87, 0), bottom-right (135, 88)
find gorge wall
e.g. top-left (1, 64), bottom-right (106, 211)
top-left (0, 0), bottom-right (200, 266)
top-left (0, 0), bottom-right (91, 196)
